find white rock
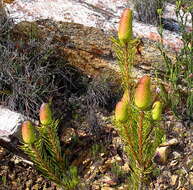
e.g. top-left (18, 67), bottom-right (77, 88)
top-left (0, 106), bottom-right (24, 142)
top-left (4, 0), bottom-right (186, 51)
top-left (0, 106), bottom-right (37, 142)
top-left (154, 146), bottom-right (169, 164)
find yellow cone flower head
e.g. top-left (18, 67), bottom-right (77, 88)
top-left (152, 101), bottom-right (162, 120)
top-left (115, 101), bottom-right (128, 123)
top-left (22, 121), bottom-right (36, 144)
top-left (118, 8), bottom-right (133, 45)
top-left (115, 90), bottom-right (129, 123)
top-left (134, 75), bottom-right (152, 110)
top-left (39, 103), bottom-right (52, 125)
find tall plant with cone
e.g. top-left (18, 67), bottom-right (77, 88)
top-left (111, 8), bottom-right (141, 92)
top-left (113, 8), bottom-right (165, 190)
top-left (20, 103), bottom-right (79, 190)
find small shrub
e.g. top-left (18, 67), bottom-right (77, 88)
top-left (21, 103), bottom-right (79, 190)
top-left (112, 8), bottom-right (165, 189)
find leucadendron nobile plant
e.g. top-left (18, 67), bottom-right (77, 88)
top-left (113, 8), bottom-right (165, 189)
top-left (21, 103), bottom-right (79, 190)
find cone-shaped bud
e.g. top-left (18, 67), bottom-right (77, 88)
top-left (118, 8), bottom-right (133, 45)
top-left (121, 89), bottom-right (130, 103)
top-left (134, 75), bottom-right (152, 110)
top-left (115, 90), bottom-right (129, 123)
top-left (115, 101), bottom-right (128, 123)
top-left (22, 121), bottom-right (36, 144)
top-left (39, 103), bottom-right (52, 125)
top-left (152, 101), bottom-right (162, 120)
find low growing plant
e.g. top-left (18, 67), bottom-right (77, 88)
top-left (131, 0), bottom-right (165, 25)
top-left (112, 8), bottom-right (164, 189)
top-left (157, 0), bottom-right (193, 120)
top-left (20, 103), bottom-right (79, 190)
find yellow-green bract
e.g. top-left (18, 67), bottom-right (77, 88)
top-left (39, 103), bottom-right (52, 125)
top-left (152, 101), bottom-right (162, 120)
top-left (118, 8), bottom-right (133, 45)
top-left (22, 120), bottom-right (36, 144)
top-left (115, 90), bottom-right (129, 122)
top-left (134, 75), bottom-right (152, 110)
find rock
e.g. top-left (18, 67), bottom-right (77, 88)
top-left (84, 160), bottom-right (104, 182)
top-left (9, 20), bottom-right (117, 78)
top-left (170, 160), bottom-right (179, 167)
top-left (26, 179), bottom-right (33, 188)
top-left (121, 162), bottom-right (130, 172)
top-left (0, 105), bottom-right (38, 158)
top-left (172, 151), bottom-right (181, 160)
top-left (5, 0), bottom-right (192, 51)
top-left (9, 19), bottom-right (177, 77)
top-left (154, 146), bottom-right (169, 164)
top-left (100, 173), bottom-right (118, 186)
top-left (117, 184), bottom-right (129, 189)
top-left (170, 174), bottom-right (178, 186)
top-left (32, 184), bottom-right (39, 190)
top-left (101, 187), bottom-right (114, 190)
top-left (160, 138), bottom-right (179, 147)
top-left (91, 184), bottom-right (100, 190)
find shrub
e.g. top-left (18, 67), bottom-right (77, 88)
top-left (112, 8), bottom-right (165, 189)
top-left (21, 103), bottom-right (79, 190)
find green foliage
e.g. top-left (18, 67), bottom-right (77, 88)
top-left (111, 37), bottom-right (140, 91)
top-left (113, 9), bottom-right (164, 189)
top-left (157, 0), bottom-right (193, 120)
top-left (115, 96), bottom-right (164, 189)
top-left (20, 103), bottom-right (79, 190)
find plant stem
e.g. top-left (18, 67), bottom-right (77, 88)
top-left (123, 124), bottom-right (140, 164)
top-left (124, 43), bottom-right (130, 90)
top-left (138, 111), bottom-right (145, 189)
top-left (46, 123), bottom-right (67, 172)
top-left (138, 111), bottom-right (144, 166)
top-left (30, 145), bottom-right (65, 188)
top-left (47, 124), bottom-right (62, 161)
